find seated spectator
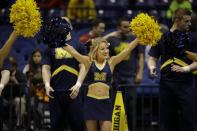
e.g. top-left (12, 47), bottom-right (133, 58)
top-left (166, 0), bottom-right (192, 19)
top-left (1, 56), bottom-right (26, 128)
top-left (67, 0), bottom-right (96, 23)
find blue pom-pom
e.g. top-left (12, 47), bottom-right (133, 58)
top-left (42, 17), bottom-right (72, 48)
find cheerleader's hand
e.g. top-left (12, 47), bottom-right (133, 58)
top-left (45, 82), bottom-right (54, 99)
top-left (149, 66), bottom-right (157, 79)
top-left (69, 82), bottom-right (81, 99)
top-left (0, 84), bottom-right (4, 96)
top-left (171, 64), bottom-right (190, 73)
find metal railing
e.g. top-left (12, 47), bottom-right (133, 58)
top-left (3, 83), bottom-right (160, 131)
top-left (1, 83), bottom-right (50, 131)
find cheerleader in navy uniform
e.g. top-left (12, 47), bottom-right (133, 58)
top-left (42, 17), bottom-right (87, 131)
top-left (63, 37), bottom-right (140, 131)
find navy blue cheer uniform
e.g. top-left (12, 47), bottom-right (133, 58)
top-left (149, 31), bottom-right (197, 131)
top-left (84, 61), bottom-right (113, 121)
top-left (0, 58), bottom-right (10, 131)
top-left (42, 41), bottom-right (86, 131)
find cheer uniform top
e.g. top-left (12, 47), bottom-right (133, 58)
top-left (42, 41), bottom-right (86, 91)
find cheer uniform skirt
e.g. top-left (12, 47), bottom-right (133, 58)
top-left (84, 96), bottom-right (113, 121)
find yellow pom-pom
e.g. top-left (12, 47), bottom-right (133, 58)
top-left (130, 13), bottom-right (162, 46)
top-left (10, 0), bottom-right (42, 37)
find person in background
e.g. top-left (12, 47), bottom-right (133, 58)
top-left (80, 19), bottom-right (105, 52)
top-left (23, 49), bottom-right (43, 97)
top-left (23, 49), bottom-right (45, 130)
top-left (2, 56), bottom-right (26, 128)
top-left (67, 0), bottom-right (96, 23)
top-left (148, 8), bottom-right (197, 131)
top-left (80, 19), bottom-right (105, 44)
top-left (104, 17), bottom-right (145, 131)
top-left (166, 0), bottom-right (192, 19)
top-left (63, 37), bottom-right (140, 131)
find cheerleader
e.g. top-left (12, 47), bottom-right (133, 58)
top-left (63, 37), bottom-right (139, 131)
top-left (42, 17), bottom-right (86, 131)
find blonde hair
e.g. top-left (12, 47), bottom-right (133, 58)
top-left (88, 37), bottom-right (109, 61)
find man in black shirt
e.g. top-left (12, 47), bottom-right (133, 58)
top-left (148, 8), bottom-right (197, 131)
